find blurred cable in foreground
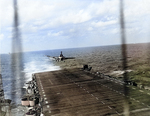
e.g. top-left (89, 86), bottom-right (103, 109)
top-left (120, 0), bottom-right (129, 115)
top-left (11, 0), bottom-right (23, 103)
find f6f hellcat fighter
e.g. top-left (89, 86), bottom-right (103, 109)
top-left (47, 51), bottom-right (75, 61)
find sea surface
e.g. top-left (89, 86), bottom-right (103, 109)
top-left (0, 49), bottom-right (62, 105)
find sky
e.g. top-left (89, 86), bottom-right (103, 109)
top-left (0, 0), bottom-right (150, 53)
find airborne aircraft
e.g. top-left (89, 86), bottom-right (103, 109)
top-left (47, 51), bottom-right (75, 61)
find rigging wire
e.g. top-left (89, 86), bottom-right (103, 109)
top-left (119, 0), bottom-right (129, 115)
top-left (11, 0), bottom-right (23, 103)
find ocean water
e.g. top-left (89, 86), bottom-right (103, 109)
top-left (1, 50), bottom-right (62, 105)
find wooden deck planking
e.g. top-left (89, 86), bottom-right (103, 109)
top-left (35, 68), bottom-right (150, 116)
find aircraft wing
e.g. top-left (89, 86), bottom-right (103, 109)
top-left (46, 55), bottom-right (75, 61)
top-left (64, 57), bottom-right (75, 59)
top-left (46, 55), bottom-right (58, 60)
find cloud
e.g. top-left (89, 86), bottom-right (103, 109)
top-left (125, 0), bottom-right (150, 18)
top-left (111, 28), bottom-right (119, 34)
top-left (87, 27), bottom-right (93, 31)
top-left (0, 0), bottom-right (13, 27)
top-left (92, 20), bottom-right (117, 27)
top-left (17, 0), bottom-right (93, 26)
top-left (1, 0), bottom-right (150, 53)
top-left (0, 34), bottom-right (4, 40)
top-left (88, 0), bottom-right (119, 16)
top-left (48, 31), bottom-right (63, 37)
